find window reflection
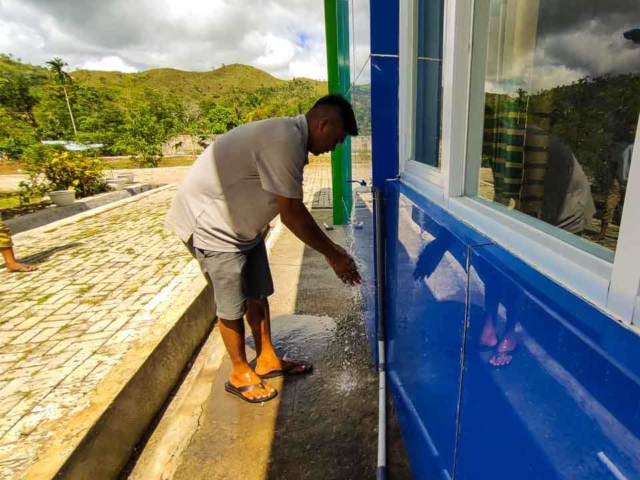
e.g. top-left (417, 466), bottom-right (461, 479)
top-left (414, 0), bottom-right (444, 168)
top-left (477, 0), bottom-right (640, 254)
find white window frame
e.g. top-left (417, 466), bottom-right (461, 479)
top-left (398, 0), bottom-right (640, 327)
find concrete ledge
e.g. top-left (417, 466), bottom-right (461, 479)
top-left (6, 183), bottom-right (157, 235)
top-left (20, 273), bottom-right (215, 480)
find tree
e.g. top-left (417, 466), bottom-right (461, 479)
top-left (114, 89), bottom-right (181, 167)
top-left (45, 57), bottom-right (77, 136)
top-left (204, 104), bottom-right (240, 134)
top-left (117, 106), bottom-right (166, 167)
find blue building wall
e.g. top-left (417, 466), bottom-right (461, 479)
top-left (362, 1), bottom-right (640, 478)
top-left (383, 181), bottom-right (640, 479)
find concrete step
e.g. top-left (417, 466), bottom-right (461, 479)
top-left (21, 266), bottom-right (215, 480)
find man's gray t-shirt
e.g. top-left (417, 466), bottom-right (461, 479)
top-left (166, 115), bottom-right (308, 252)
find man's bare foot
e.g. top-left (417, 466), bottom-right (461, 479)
top-left (6, 262), bottom-right (37, 273)
top-left (255, 356), bottom-right (312, 377)
top-left (488, 336), bottom-right (517, 368)
top-left (228, 368), bottom-right (276, 402)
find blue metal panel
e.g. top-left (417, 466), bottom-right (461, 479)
top-left (383, 180), bottom-right (640, 479)
top-left (369, 53), bottom-right (398, 363)
top-left (371, 56), bottom-right (399, 189)
top-left (456, 245), bottom-right (640, 479)
top-left (370, 0), bottom-right (399, 56)
top-left (384, 181), bottom-right (491, 478)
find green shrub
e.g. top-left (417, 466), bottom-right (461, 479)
top-left (19, 144), bottom-right (107, 200)
top-left (43, 151), bottom-right (107, 197)
top-left (18, 144), bottom-right (56, 203)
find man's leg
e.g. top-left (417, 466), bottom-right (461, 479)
top-left (246, 297), bottom-right (310, 376)
top-left (217, 316), bottom-right (276, 401)
top-left (594, 178), bottom-right (621, 242)
top-left (187, 239), bottom-right (275, 401)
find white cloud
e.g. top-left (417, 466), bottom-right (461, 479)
top-left (244, 32), bottom-right (299, 71)
top-left (0, 0), bottom-right (340, 80)
top-left (290, 57), bottom-right (326, 80)
top-left (78, 56), bottom-right (138, 73)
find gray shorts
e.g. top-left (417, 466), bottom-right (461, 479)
top-left (186, 238), bottom-right (274, 320)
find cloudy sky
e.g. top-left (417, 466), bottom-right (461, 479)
top-left (485, 0), bottom-right (640, 94)
top-left (0, 0), bottom-right (347, 80)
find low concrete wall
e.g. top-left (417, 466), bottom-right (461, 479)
top-left (6, 184), bottom-right (156, 234)
top-left (22, 275), bottom-right (215, 480)
top-left (161, 135), bottom-right (219, 156)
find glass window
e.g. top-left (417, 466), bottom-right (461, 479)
top-left (474, 0), bottom-right (640, 255)
top-left (414, 0), bottom-right (444, 168)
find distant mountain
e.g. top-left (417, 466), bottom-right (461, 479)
top-left (0, 54), bottom-right (49, 79)
top-left (0, 54), bottom-right (327, 99)
top-left (71, 63), bottom-right (327, 100)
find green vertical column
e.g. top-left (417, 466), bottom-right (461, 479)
top-left (324, 0), bottom-right (352, 225)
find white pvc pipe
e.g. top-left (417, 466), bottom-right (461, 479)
top-left (373, 187), bottom-right (388, 480)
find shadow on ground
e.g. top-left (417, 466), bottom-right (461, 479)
top-left (0, 242), bottom-right (81, 269)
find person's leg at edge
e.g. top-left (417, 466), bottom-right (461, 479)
top-left (489, 301), bottom-right (518, 368)
top-left (218, 316), bottom-right (276, 401)
top-left (1, 247), bottom-right (37, 272)
top-left (246, 297), bottom-right (309, 375)
top-left (479, 276), bottom-right (500, 349)
top-left (0, 220), bottom-right (36, 272)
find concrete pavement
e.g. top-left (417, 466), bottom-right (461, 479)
top-left (0, 158), bottom-right (380, 479)
top-left (0, 186), bottom-right (212, 479)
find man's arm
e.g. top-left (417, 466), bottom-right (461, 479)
top-left (276, 195), bottom-right (360, 285)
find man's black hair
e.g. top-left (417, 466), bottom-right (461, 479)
top-left (310, 94), bottom-right (359, 136)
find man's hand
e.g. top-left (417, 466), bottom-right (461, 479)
top-left (325, 248), bottom-right (361, 286)
top-left (276, 195), bottom-right (361, 285)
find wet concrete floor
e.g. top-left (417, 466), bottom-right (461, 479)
top-left (130, 210), bottom-right (411, 480)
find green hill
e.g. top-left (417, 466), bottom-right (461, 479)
top-left (0, 55), bottom-right (327, 101)
top-left (71, 63), bottom-right (327, 100)
top-left (0, 55), bottom-right (331, 160)
top-left (0, 54), bottom-right (48, 79)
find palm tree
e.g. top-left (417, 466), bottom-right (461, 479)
top-left (46, 57), bottom-right (77, 136)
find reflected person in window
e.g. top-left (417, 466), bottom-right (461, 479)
top-left (483, 104), bottom-right (596, 235)
top-left (410, 213), bottom-right (519, 369)
top-left (481, 107), bottom-right (597, 367)
top-left (593, 121), bottom-right (637, 242)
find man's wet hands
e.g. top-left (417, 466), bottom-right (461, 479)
top-left (325, 245), bottom-right (361, 285)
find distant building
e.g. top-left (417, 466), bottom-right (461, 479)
top-left (41, 140), bottom-right (104, 151)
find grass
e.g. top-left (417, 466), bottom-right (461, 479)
top-left (0, 192), bottom-right (47, 213)
top-left (0, 148), bottom-right (330, 181)
top-left (36, 294), bottom-right (54, 305)
top-left (0, 194), bottom-right (22, 209)
top-left (102, 155), bottom-right (196, 170)
top-left (80, 297), bottom-right (107, 306)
